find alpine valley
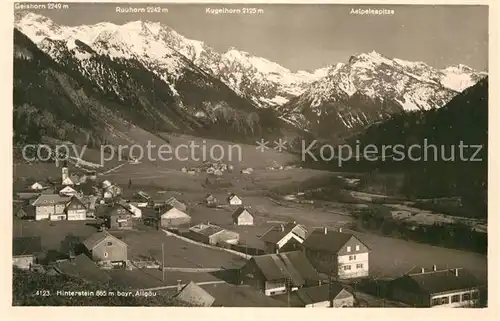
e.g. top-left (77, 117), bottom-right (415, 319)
top-left (14, 12), bottom-right (487, 146)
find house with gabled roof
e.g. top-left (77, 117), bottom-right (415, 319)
top-left (52, 253), bottom-right (111, 283)
top-left (232, 207), bottom-right (254, 226)
top-left (302, 227), bottom-right (370, 280)
top-left (389, 266), bottom-right (483, 307)
top-left (13, 203), bottom-right (35, 220)
top-left (32, 194), bottom-right (71, 221)
top-left (175, 281), bottom-right (216, 307)
top-left (83, 231), bottom-right (128, 264)
top-left (239, 250), bottom-right (322, 296)
top-left (189, 223), bottom-right (239, 245)
top-left (259, 222), bottom-right (307, 254)
top-left (227, 193), bottom-right (242, 206)
top-left (160, 205), bottom-right (191, 229)
top-left (291, 282), bottom-right (354, 307)
top-left (13, 236), bottom-right (42, 270)
top-left (29, 181), bottom-right (44, 190)
top-left (165, 196), bottom-right (187, 212)
top-left (82, 195), bottom-right (98, 217)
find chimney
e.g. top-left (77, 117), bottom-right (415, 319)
top-left (339, 227), bottom-right (343, 233)
top-left (177, 280), bottom-right (182, 292)
top-left (324, 226), bottom-right (328, 235)
top-left (280, 224), bottom-right (284, 232)
top-left (421, 268), bottom-right (425, 273)
top-left (455, 268), bottom-right (459, 277)
top-left (433, 265), bottom-right (437, 271)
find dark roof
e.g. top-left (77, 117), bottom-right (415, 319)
top-left (302, 229), bottom-right (358, 253)
top-left (55, 254), bottom-right (111, 283)
top-left (295, 283), bottom-right (350, 305)
top-left (198, 225), bottom-right (224, 237)
top-left (13, 236), bottom-right (42, 256)
top-left (83, 232), bottom-right (127, 250)
top-left (232, 207), bottom-right (252, 220)
top-left (175, 281), bottom-right (215, 307)
top-left (202, 283), bottom-right (286, 307)
top-left (16, 192), bottom-right (41, 200)
top-left (392, 268), bottom-right (483, 295)
top-left (259, 223), bottom-right (297, 244)
top-left (250, 251), bottom-right (321, 286)
top-left (141, 207), bottom-right (158, 218)
top-left (40, 188), bottom-right (56, 194)
top-left (227, 193), bottom-right (240, 201)
top-left (67, 196), bottom-right (87, 209)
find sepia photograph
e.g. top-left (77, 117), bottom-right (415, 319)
top-left (11, 1), bottom-right (489, 309)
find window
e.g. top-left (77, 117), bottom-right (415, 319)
top-left (349, 255), bottom-right (356, 261)
top-left (346, 246), bottom-right (351, 252)
top-left (471, 291), bottom-right (479, 300)
top-left (462, 293), bottom-right (471, 301)
top-left (355, 245), bottom-right (360, 251)
top-left (103, 252), bottom-right (108, 258)
top-left (451, 295), bottom-right (460, 303)
top-left (107, 242), bottom-right (112, 246)
top-left (343, 265), bottom-right (351, 271)
top-left (356, 263), bottom-right (363, 269)
top-left (431, 298), bottom-right (439, 306)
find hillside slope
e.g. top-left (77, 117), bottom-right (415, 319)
top-left (343, 77), bottom-right (488, 215)
top-left (13, 28), bottom-right (288, 149)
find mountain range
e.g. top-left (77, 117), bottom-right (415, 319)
top-left (14, 12), bottom-right (487, 144)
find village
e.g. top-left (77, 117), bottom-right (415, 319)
top-left (12, 160), bottom-right (486, 308)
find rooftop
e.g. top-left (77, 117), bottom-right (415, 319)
top-left (54, 254), bottom-right (111, 283)
top-left (392, 267), bottom-right (483, 295)
top-left (202, 283), bottom-right (286, 307)
top-left (232, 207), bottom-right (252, 219)
top-left (197, 225), bottom-right (225, 237)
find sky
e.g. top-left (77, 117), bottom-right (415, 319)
top-left (14, 3), bottom-right (489, 72)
